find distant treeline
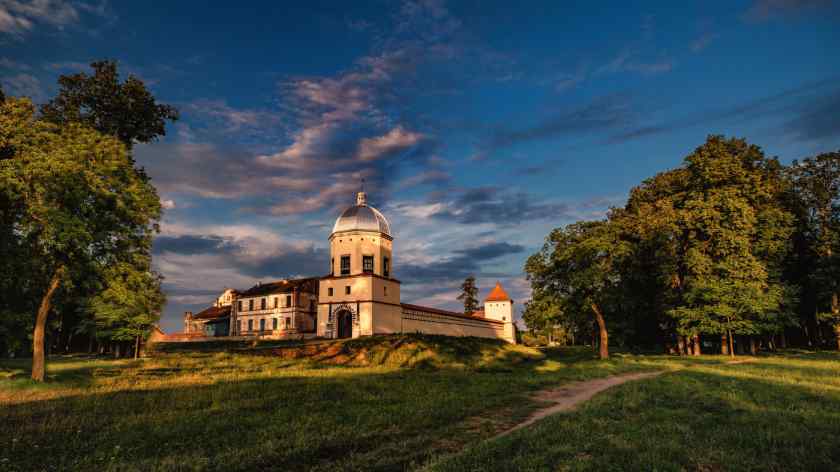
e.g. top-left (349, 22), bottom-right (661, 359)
top-left (524, 136), bottom-right (840, 357)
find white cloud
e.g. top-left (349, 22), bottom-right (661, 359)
top-left (0, 72), bottom-right (43, 101)
top-left (0, 0), bottom-right (115, 39)
top-left (0, 57), bottom-right (30, 70)
top-left (357, 126), bottom-right (424, 161)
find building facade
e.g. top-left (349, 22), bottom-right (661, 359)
top-left (180, 191), bottom-right (516, 344)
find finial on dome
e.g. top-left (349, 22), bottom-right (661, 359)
top-left (357, 178), bottom-right (367, 205)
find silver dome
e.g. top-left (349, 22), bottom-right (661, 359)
top-left (332, 192), bottom-right (392, 236)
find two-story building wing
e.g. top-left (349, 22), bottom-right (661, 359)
top-left (231, 278), bottom-right (319, 336)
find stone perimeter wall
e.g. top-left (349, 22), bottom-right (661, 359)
top-left (398, 306), bottom-right (516, 343)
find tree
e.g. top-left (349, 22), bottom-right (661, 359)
top-left (527, 220), bottom-right (629, 359)
top-left (89, 259), bottom-right (165, 359)
top-left (40, 60), bottom-right (179, 150)
top-left (458, 276), bottom-right (479, 315)
top-left (0, 97), bottom-right (162, 380)
top-left (789, 152), bottom-right (840, 349)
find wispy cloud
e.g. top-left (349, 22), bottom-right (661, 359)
top-left (742, 0), bottom-right (837, 23)
top-left (0, 72), bottom-right (43, 100)
top-left (598, 48), bottom-right (674, 76)
top-left (0, 0), bottom-right (113, 39)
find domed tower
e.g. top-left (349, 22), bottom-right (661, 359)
top-left (317, 191), bottom-right (401, 339)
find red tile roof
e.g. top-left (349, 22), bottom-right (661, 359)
top-left (238, 277), bottom-right (319, 297)
top-left (400, 303), bottom-right (503, 324)
top-left (485, 282), bottom-right (511, 302)
top-left (193, 305), bottom-right (231, 320)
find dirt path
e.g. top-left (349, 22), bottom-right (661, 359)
top-left (494, 370), bottom-right (666, 439)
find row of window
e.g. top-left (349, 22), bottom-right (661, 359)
top-left (237, 295), bottom-right (293, 312)
top-left (324, 285), bottom-right (388, 297)
top-left (331, 255), bottom-right (390, 277)
top-left (241, 317), bottom-right (291, 332)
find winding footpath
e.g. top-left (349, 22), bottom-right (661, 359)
top-left (494, 370), bottom-right (667, 439)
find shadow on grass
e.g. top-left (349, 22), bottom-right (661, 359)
top-left (427, 359), bottom-right (840, 472)
top-left (0, 339), bottom-right (663, 472)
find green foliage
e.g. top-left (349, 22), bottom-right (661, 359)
top-left (524, 136), bottom-right (825, 351)
top-left (458, 275), bottom-right (480, 315)
top-left (789, 152), bottom-right (840, 344)
top-left (40, 60), bottom-right (179, 149)
top-left (0, 93), bottom-right (165, 367)
top-left (89, 260), bottom-right (165, 342)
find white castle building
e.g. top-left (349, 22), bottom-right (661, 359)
top-left (182, 191), bottom-right (516, 343)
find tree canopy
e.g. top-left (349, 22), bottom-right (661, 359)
top-left (0, 60), bottom-right (175, 380)
top-left (40, 60), bottom-right (179, 149)
top-left (525, 136), bottom-right (840, 356)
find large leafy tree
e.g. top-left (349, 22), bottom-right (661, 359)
top-left (0, 97), bottom-right (162, 381)
top-left (457, 275), bottom-right (480, 315)
top-left (527, 220), bottom-right (628, 359)
top-left (40, 60), bottom-right (179, 150)
top-left (789, 152), bottom-right (840, 349)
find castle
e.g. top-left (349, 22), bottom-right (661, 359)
top-left (182, 191), bottom-right (516, 343)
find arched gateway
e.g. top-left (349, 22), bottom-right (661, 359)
top-left (336, 309), bottom-right (353, 338)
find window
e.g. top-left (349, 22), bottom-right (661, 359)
top-left (384, 286), bottom-right (388, 296)
top-left (328, 287), bottom-right (333, 296)
top-left (363, 255), bottom-right (374, 273)
top-left (248, 319), bottom-right (253, 331)
top-left (285, 317), bottom-right (291, 328)
top-left (331, 258), bottom-right (334, 275)
top-left (248, 299), bottom-right (254, 311)
top-left (383, 257), bottom-right (390, 277)
top-left (261, 298), bottom-right (266, 310)
top-left (259, 319), bottom-right (265, 332)
top-left (272, 318), bottom-right (278, 330)
top-left (238, 300), bottom-right (242, 311)
top-left (273, 297), bottom-right (278, 308)
top-left (241, 321), bottom-right (245, 332)
top-left (340, 255), bottom-right (351, 275)
top-left (286, 295), bottom-right (292, 307)
top-left (345, 286), bottom-right (351, 295)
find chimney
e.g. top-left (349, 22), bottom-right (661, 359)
top-left (184, 311), bottom-right (193, 318)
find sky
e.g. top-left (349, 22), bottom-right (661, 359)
top-left (2, 0), bottom-right (839, 331)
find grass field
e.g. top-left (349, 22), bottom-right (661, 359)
top-left (1, 335), bottom-right (838, 471)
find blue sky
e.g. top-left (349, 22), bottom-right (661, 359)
top-left (2, 0), bottom-right (839, 331)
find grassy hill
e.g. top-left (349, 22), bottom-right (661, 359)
top-left (150, 333), bottom-right (544, 369)
top-left (1, 339), bottom-right (839, 471)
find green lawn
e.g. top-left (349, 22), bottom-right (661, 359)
top-left (1, 336), bottom-right (838, 471)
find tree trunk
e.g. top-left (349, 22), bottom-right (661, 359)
top-left (88, 336), bottom-right (94, 354)
top-left (833, 293), bottom-right (840, 351)
top-left (692, 334), bottom-right (701, 356)
top-left (134, 335), bottom-right (141, 360)
top-left (749, 337), bottom-right (758, 355)
top-left (833, 323), bottom-right (840, 351)
top-left (590, 303), bottom-right (609, 359)
top-left (677, 336), bottom-right (686, 356)
top-left (114, 343), bottom-right (121, 358)
top-left (721, 333), bottom-right (729, 355)
top-left (31, 266), bottom-right (64, 382)
top-left (728, 329), bottom-right (735, 358)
